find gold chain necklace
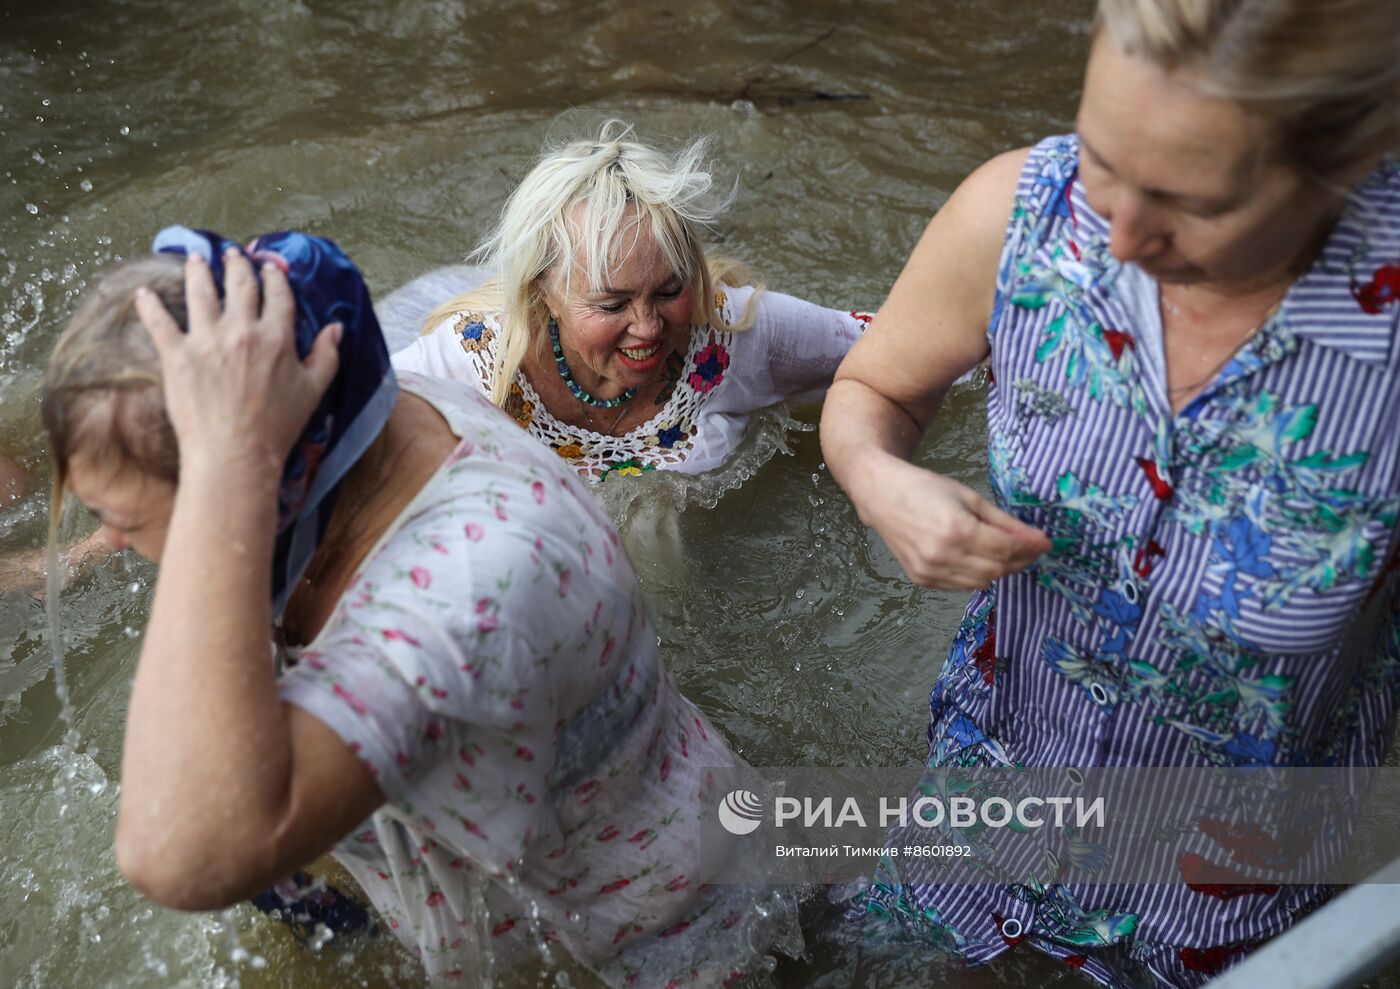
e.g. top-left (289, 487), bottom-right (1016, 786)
top-left (1162, 289), bottom-right (1287, 399)
top-left (582, 399), bottom-right (630, 435)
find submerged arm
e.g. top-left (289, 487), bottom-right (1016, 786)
top-left (0, 531), bottom-right (111, 597)
top-left (820, 148), bottom-right (1051, 590)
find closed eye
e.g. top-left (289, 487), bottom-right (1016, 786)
top-left (84, 504), bottom-right (143, 533)
top-left (1172, 197), bottom-right (1236, 219)
top-left (1080, 135), bottom-right (1237, 218)
top-left (593, 279), bottom-right (683, 312)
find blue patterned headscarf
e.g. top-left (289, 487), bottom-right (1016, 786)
top-left (152, 226), bottom-right (399, 618)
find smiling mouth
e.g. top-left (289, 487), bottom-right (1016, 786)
top-left (619, 344), bottom-right (660, 360)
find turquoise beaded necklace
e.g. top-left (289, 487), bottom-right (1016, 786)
top-left (550, 319), bottom-right (637, 409)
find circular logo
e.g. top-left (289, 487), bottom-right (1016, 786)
top-left (717, 789), bottom-right (764, 836)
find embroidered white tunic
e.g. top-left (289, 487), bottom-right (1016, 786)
top-left (379, 267), bottom-right (868, 481)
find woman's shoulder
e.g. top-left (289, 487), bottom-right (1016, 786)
top-left (428, 307), bottom-right (507, 357)
top-left (391, 305), bottom-right (506, 391)
top-left (965, 145), bottom-right (1038, 221)
top-left (711, 282), bottom-right (757, 328)
top-left (376, 265), bottom-right (493, 349)
top-left (397, 371), bottom-right (553, 466)
top-left (1003, 135), bottom-right (1089, 222)
top-left (890, 146), bottom-right (1038, 285)
top-left (354, 381), bottom-right (631, 604)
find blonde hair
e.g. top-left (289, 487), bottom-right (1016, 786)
top-left (39, 255), bottom-right (184, 556)
top-left (42, 256), bottom-right (184, 488)
top-left (424, 120), bottom-right (762, 407)
top-left (1096, 0), bottom-right (1400, 178)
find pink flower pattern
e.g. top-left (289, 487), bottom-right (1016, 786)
top-left (277, 374), bottom-right (785, 988)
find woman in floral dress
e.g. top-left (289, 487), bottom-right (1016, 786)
top-left (385, 120), bottom-right (875, 482)
top-left (821, 0), bottom-right (1400, 985)
top-left (42, 228), bottom-right (797, 987)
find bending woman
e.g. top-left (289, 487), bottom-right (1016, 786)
top-left (822, 0), bottom-right (1400, 985)
top-left (43, 228), bottom-right (796, 986)
top-left (386, 121), bottom-right (876, 482)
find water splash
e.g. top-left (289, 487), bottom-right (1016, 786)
top-left (592, 404), bottom-right (812, 581)
top-left (607, 405), bottom-right (812, 521)
top-left (45, 523), bottom-right (77, 747)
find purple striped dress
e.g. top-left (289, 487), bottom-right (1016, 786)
top-left (855, 135), bottom-right (1400, 987)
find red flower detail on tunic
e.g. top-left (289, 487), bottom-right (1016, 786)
top-left (688, 341), bottom-right (730, 393)
top-left (1133, 539), bottom-right (1166, 578)
top-left (1179, 943), bottom-right (1250, 973)
top-left (1178, 852), bottom-right (1281, 899)
top-left (1101, 328), bottom-right (1135, 360)
top-left (1199, 817), bottom-right (1306, 870)
top-left (1135, 457), bottom-right (1173, 500)
top-left (1351, 264), bottom-right (1400, 313)
top-left (974, 608), bottom-right (998, 684)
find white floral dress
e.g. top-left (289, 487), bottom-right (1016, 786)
top-left (279, 372), bottom-right (797, 986)
top-left (382, 268), bottom-right (868, 481)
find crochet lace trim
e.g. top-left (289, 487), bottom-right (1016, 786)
top-left (445, 297), bottom-right (738, 482)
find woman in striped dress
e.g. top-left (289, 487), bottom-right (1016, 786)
top-left (821, 0), bottom-right (1400, 985)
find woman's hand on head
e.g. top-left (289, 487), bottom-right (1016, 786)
top-left (133, 249), bottom-right (342, 477)
top-left (862, 455), bottom-right (1051, 591)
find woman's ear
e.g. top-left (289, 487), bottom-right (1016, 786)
top-left (1328, 149), bottom-right (1387, 190)
top-left (1314, 124), bottom-right (1396, 191)
top-left (533, 273), bottom-right (560, 323)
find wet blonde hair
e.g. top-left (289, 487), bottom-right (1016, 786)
top-left (1096, 0), bottom-right (1400, 178)
top-left (40, 255), bottom-right (184, 542)
top-left (422, 120), bottom-right (762, 407)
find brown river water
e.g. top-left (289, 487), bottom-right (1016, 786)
top-left (1, 1), bottom-right (1393, 987)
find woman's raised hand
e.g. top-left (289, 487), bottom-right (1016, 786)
top-left (858, 455), bottom-right (1051, 591)
top-left (133, 249), bottom-right (341, 476)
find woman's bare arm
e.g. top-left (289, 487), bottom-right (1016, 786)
top-left (820, 148), bottom-right (1051, 589)
top-left (114, 251), bottom-right (382, 910)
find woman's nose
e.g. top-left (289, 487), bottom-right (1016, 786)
top-left (101, 525), bottom-right (129, 552)
top-left (631, 304), bottom-right (665, 340)
top-left (1106, 192), bottom-right (1169, 264)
